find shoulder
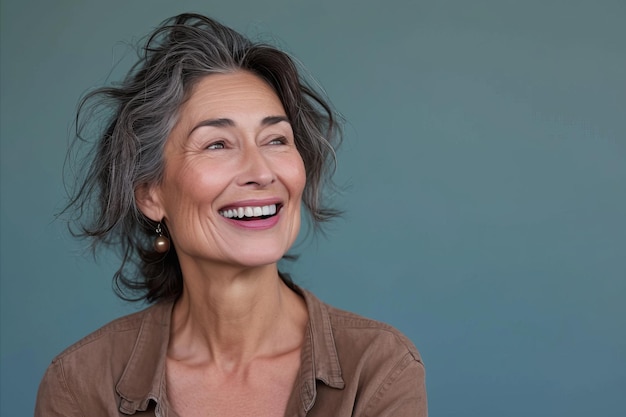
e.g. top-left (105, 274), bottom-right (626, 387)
top-left (325, 303), bottom-right (422, 363)
top-left (300, 289), bottom-right (428, 416)
top-left (300, 287), bottom-right (423, 370)
top-left (52, 303), bottom-right (161, 362)
top-left (35, 302), bottom-right (172, 416)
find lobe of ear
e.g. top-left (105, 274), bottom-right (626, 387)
top-left (135, 182), bottom-right (164, 222)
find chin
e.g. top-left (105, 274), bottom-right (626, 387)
top-left (228, 248), bottom-right (288, 269)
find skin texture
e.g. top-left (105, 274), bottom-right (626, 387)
top-left (136, 71), bottom-right (310, 417)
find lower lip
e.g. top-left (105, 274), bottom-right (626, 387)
top-left (221, 212), bottom-right (281, 230)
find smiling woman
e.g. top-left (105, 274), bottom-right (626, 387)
top-left (35, 13), bottom-right (427, 417)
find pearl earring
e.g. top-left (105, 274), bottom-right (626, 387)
top-left (153, 223), bottom-right (170, 253)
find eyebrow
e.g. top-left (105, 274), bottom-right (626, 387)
top-left (190, 115), bottom-right (290, 134)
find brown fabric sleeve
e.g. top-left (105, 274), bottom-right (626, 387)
top-left (34, 359), bottom-right (85, 417)
top-left (363, 353), bottom-right (428, 417)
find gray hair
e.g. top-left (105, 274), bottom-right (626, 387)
top-left (66, 13), bottom-right (342, 302)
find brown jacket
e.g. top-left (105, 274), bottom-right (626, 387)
top-left (35, 287), bottom-right (427, 416)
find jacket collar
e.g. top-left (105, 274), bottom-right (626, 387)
top-left (291, 287), bottom-right (345, 413)
top-left (114, 286), bottom-right (345, 415)
top-left (116, 300), bottom-right (174, 415)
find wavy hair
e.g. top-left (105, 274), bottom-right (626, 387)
top-left (66, 13), bottom-right (342, 303)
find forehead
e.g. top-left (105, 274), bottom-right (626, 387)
top-left (180, 71), bottom-right (286, 119)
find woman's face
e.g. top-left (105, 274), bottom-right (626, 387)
top-left (139, 71), bottom-right (306, 270)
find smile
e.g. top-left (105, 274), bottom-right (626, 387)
top-left (219, 204), bottom-right (279, 220)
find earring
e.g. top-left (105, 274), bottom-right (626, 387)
top-left (153, 223), bottom-right (170, 253)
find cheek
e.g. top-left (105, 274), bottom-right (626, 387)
top-left (289, 155), bottom-right (307, 198)
top-left (160, 165), bottom-right (223, 214)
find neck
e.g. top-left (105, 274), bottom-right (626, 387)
top-left (168, 261), bottom-right (307, 371)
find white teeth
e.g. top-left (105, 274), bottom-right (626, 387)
top-left (219, 204), bottom-right (278, 219)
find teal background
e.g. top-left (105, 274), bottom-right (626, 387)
top-left (1, 0), bottom-right (625, 415)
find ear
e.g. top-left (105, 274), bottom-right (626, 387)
top-left (135, 182), bottom-right (165, 222)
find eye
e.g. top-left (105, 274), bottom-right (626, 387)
top-left (206, 141), bottom-right (225, 150)
top-left (268, 136), bottom-right (287, 145)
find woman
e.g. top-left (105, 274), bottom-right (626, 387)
top-left (35, 13), bottom-right (427, 417)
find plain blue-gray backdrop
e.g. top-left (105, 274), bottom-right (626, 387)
top-left (1, 0), bottom-right (625, 415)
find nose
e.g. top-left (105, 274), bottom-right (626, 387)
top-left (237, 144), bottom-right (276, 188)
